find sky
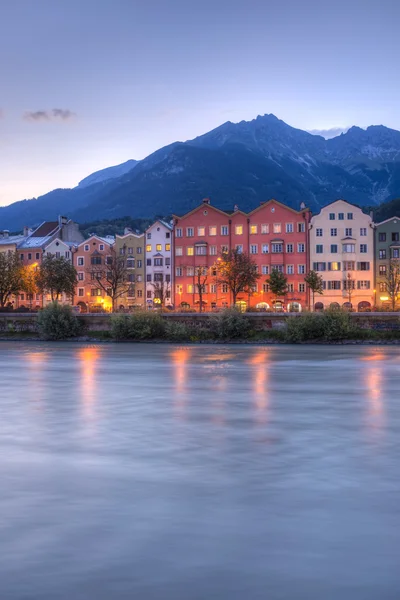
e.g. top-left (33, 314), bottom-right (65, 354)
top-left (1, 0), bottom-right (400, 206)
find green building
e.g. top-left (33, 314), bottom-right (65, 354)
top-left (375, 216), bottom-right (400, 308)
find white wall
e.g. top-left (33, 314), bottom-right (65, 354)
top-left (145, 221), bottom-right (173, 306)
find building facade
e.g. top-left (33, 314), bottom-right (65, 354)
top-left (145, 220), bottom-right (173, 307)
top-left (74, 235), bottom-right (115, 312)
top-left (173, 198), bottom-right (311, 311)
top-left (115, 229), bottom-right (145, 309)
top-left (309, 200), bottom-right (374, 311)
top-left (374, 216), bottom-right (400, 308)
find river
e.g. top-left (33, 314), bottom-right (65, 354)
top-left (0, 343), bottom-right (399, 599)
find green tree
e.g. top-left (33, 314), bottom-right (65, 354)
top-left (217, 249), bottom-right (259, 306)
top-left (0, 251), bottom-right (24, 308)
top-left (36, 255), bottom-right (77, 302)
top-left (304, 270), bottom-right (324, 311)
top-left (21, 264), bottom-right (39, 309)
top-left (384, 259), bottom-right (400, 311)
top-left (266, 269), bottom-right (287, 309)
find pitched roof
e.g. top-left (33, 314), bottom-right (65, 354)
top-left (31, 221), bottom-right (59, 237)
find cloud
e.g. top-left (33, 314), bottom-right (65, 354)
top-left (23, 108), bottom-right (76, 122)
top-left (307, 127), bottom-right (349, 139)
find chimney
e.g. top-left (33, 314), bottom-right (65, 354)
top-left (124, 227), bottom-right (133, 235)
top-left (202, 198), bottom-right (211, 205)
top-left (300, 202), bottom-right (306, 210)
top-left (58, 215), bottom-right (68, 227)
top-left (2, 230), bottom-right (9, 239)
top-left (23, 226), bottom-right (30, 237)
top-left (233, 204), bottom-right (239, 212)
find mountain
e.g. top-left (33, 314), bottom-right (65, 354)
top-left (2, 114), bottom-right (400, 231)
top-left (77, 159), bottom-right (139, 188)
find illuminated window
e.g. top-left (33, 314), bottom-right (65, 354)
top-left (329, 262), bottom-right (340, 271)
top-left (261, 224), bottom-right (269, 234)
top-left (209, 226), bottom-right (217, 236)
top-left (187, 284), bottom-right (194, 293)
top-left (187, 247), bottom-right (194, 256)
top-left (165, 244), bottom-right (170, 251)
top-left (273, 223), bottom-right (281, 234)
top-left (198, 227), bottom-right (205, 236)
top-left (146, 244), bottom-right (152, 252)
top-left (379, 265), bottom-right (386, 275)
top-left (176, 284), bottom-right (183, 294)
top-left (379, 282), bottom-right (387, 292)
top-left (235, 225), bottom-right (243, 235)
top-left (250, 224), bottom-right (258, 234)
top-left (221, 245), bottom-right (229, 254)
top-left (156, 244), bottom-right (162, 252)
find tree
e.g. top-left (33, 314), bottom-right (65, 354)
top-left (343, 272), bottom-right (355, 308)
top-left (21, 265), bottom-right (39, 309)
top-left (194, 266), bottom-right (208, 312)
top-left (0, 251), bottom-right (24, 308)
top-left (384, 259), bottom-right (400, 311)
top-left (151, 278), bottom-right (171, 308)
top-left (217, 249), bottom-right (259, 307)
top-left (266, 269), bottom-right (287, 309)
top-left (304, 270), bottom-right (324, 311)
top-left (36, 255), bottom-right (77, 302)
top-left (87, 247), bottom-right (130, 311)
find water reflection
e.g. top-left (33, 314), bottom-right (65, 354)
top-left (362, 352), bottom-right (385, 439)
top-left (26, 350), bottom-right (50, 407)
top-left (248, 350), bottom-right (269, 424)
top-left (78, 346), bottom-right (101, 420)
top-left (170, 347), bottom-right (192, 418)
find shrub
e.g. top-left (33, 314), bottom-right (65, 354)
top-left (211, 308), bottom-right (251, 340)
top-left (285, 309), bottom-right (355, 342)
top-left (37, 303), bottom-right (80, 340)
top-left (111, 311), bottom-right (165, 340)
top-left (164, 320), bottom-right (191, 341)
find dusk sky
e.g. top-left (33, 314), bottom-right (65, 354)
top-left (1, 0), bottom-right (399, 206)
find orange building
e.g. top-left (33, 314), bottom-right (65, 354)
top-left (74, 235), bottom-right (115, 312)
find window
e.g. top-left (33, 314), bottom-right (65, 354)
top-left (313, 262), bottom-right (326, 271)
top-left (126, 258), bottom-right (135, 268)
top-left (329, 213), bottom-right (335, 220)
top-left (273, 223), bottom-right (281, 234)
top-left (78, 272), bottom-right (84, 281)
top-left (330, 244), bottom-right (338, 253)
top-left (166, 232), bottom-right (170, 239)
top-left (342, 244), bottom-right (355, 253)
top-left (262, 244), bottom-right (269, 254)
top-left (221, 225), bottom-right (229, 236)
top-left (176, 267), bottom-right (182, 276)
top-left (137, 290), bottom-right (143, 298)
top-left (147, 232), bottom-right (151, 239)
top-left (271, 243), bottom-right (283, 253)
top-left (146, 258), bottom-right (151, 266)
top-left (146, 244), bottom-right (152, 252)
top-left (347, 213), bottom-right (353, 220)
top-left (175, 247), bottom-right (183, 256)
top-left (137, 275), bottom-right (142, 282)
top-left (297, 243), bottom-right (305, 253)
top-left (197, 226), bottom-right (205, 236)
top-left (250, 224), bottom-right (258, 235)
top-left (165, 243), bottom-right (170, 251)
top-left (175, 228), bottom-right (183, 238)
top-left (91, 289), bottom-right (102, 297)
top-left (360, 228), bottom-right (367, 236)
top-left (272, 265), bottom-right (284, 273)
top-left (195, 245), bottom-right (207, 256)
top-left (379, 282), bottom-right (387, 292)
top-left (77, 257), bottom-right (84, 266)
top-left (187, 227), bottom-right (194, 237)
top-left (360, 244), bottom-right (367, 253)
top-left (392, 232), bottom-right (400, 242)
top-left (187, 284), bottom-right (194, 294)
top-left (328, 281), bottom-right (341, 290)
top-left (146, 274), bottom-right (152, 282)
top-left (166, 274), bottom-right (171, 283)
top-left (345, 228), bottom-right (352, 237)
top-left (156, 244), bottom-right (162, 252)
top-left (187, 247), bottom-right (194, 256)
top-left (379, 249), bottom-right (386, 259)
top-left (298, 264), bottom-right (305, 274)
top-left (286, 223), bottom-right (293, 233)
top-left (286, 244), bottom-right (293, 253)
top-left (250, 244), bottom-right (258, 254)
top-left (235, 225), bottom-right (243, 235)
top-left (99, 244), bottom-right (104, 251)
top-left (165, 258), bottom-right (170, 266)
top-left (343, 279), bottom-right (355, 290)
top-left (316, 245), bottom-right (323, 254)
top-left (91, 256), bottom-right (102, 265)
top-left (176, 284), bottom-right (183, 294)
top-left (261, 224), bottom-right (269, 234)
top-left (137, 247), bottom-right (142, 254)
top-left (209, 226), bottom-right (217, 236)
top-left (126, 274), bottom-right (135, 283)
top-left (154, 273), bottom-right (163, 282)
top-left (343, 261), bottom-right (355, 271)
top-left (298, 283), bottom-right (305, 292)
top-left (78, 288), bottom-right (84, 297)
top-left (287, 283), bottom-right (294, 293)
top-left (329, 262), bottom-right (341, 271)
top-left (119, 247), bottom-right (126, 256)
top-left (379, 265), bottom-right (386, 275)
top-left (20, 254), bottom-right (24, 261)
top-left (146, 291), bottom-right (152, 299)
top-left (35, 253), bottom-right (40, 260)
top-left (187, 267), bottom-right (194, 276)
top-left (154, 258), bottom-right (163, 266)
top-left (316, 228), bottom-right (323, 237)
top-left (261, 265), bottom-right (269, 275)
top-left (338, 213), bottom-right (344, 220)
top-left (358, 261), bottom-right (370, 271)
top-left (28, 253), bottom-right (32, 260)
top-left (330, 228), bottom-right (337, 236)
top-left (84, 244), bottom-right (89, 251)
top-left (287, 265), bottom-right (294, 275)
top-left (236, 244), bottom-right (243, 254)
top-left (221, 245), bottom-right (229, 254)
top-left (297, 222), bottom-right (305, 233)
top-left (392, 249), bottom-right (400, 259)
top-left (378, 232), bottom-right (386, 242)
top-left (357, 281), bottom-right (370, 290)
top-left (263, 283), bottom-right (269, 292)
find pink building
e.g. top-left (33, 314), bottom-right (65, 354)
top-left (173, 198), bottom-right (311, 311)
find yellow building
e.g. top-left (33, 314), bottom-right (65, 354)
top-left (115, 229), bottom-right (145, 309)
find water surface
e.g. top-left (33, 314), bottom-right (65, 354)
top-left (1, 343), bottom-right (399, 599)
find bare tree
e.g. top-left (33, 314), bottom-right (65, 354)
top-left (343, 272), bottom-right (355, 309)
top-left (217, 249), bottom-right (259, 307)
top-left (87, 248), bottom-right (130, 311)
top-left (151, 277), bottom-right (171, 308)
top-left (384, 259), bottom-right (400, 311)
top-left (193, 266), bottom-right (208, 313)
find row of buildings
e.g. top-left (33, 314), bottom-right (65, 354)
top-left (0, 198), bottom-right (399, 311)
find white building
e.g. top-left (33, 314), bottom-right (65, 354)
top-left (309, 200), bottom-right (374, 311)
top-left (42, 238), bottom-right (77, 306)
top-left (145, 220), bottom-right (173, 307)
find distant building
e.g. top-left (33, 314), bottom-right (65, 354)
top-left (374, 216), bottom-right (400, 308)
top-left (114, 229), bottom-right (145, 310)
top-left (145, 220), bottom-right (173, 308)
top-left (309, 200), bottom-right (374, 311)
top-left (74, 235), bottom-right (115, 312)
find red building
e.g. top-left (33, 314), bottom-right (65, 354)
top-left (173, 198), bottom-right (311, 311)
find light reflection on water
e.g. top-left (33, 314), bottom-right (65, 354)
top-left (1, 342), bottom-right (400, 600)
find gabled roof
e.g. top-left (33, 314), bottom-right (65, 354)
top-left (173, 202), bottom-right (229, 220)
top-left (77, 234), bottom-right (114, 248)
top-left (147, 219), bottom-right (173, 232)
top-left (31, 221), bottom-right (59, 237)
top-left (375, 216), bottom-right (400, 227)
top-left (18, 236), bottom-right (52, 249)
top-left (247, 198), bottom-right (310, 217)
